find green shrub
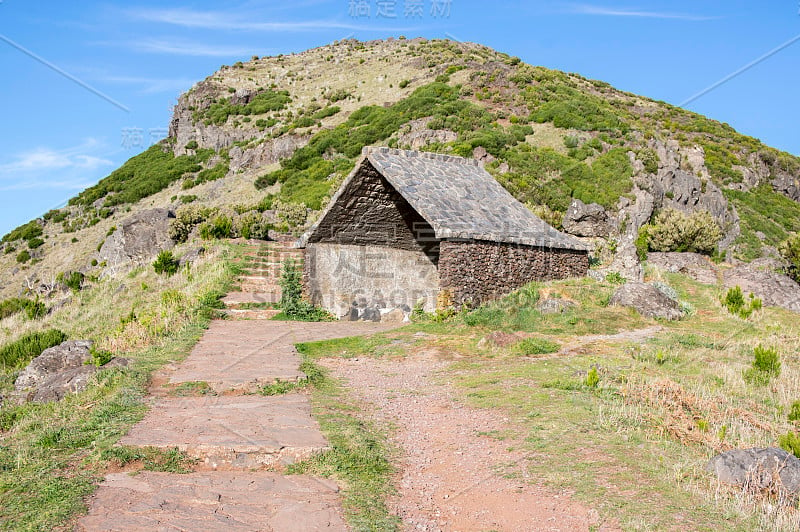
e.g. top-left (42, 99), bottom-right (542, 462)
top-left (0, 298), bottom-right (46, 320)
top-left (2, 220), bottom-right (43, 244)
top-left (788, 401), bottom-right (800, 423)
top-left (27, 237), bottom-right (45, 249)
top-left (69, 145), bottom-right (215, 208)
top-left (274, 200), bottom-right (308, 228)
top-left (276, 259), bottom-right (333, 321)
top-left (16, 250), bottom-right (31, 263)
top-left (722, 286), bottom-right (762, 319)
top-left (153, 250), bottom-right (180, 276)
top-left (635, 226), bottom-right (649, 262)
top-left (644, 209), bottom-right (722, 254)
top-left (195, 89), bottom-right (292, 125)
top-left (57, 271), bottom-right (85, 292)
top-left (779, 431), bottom-right (800, 458)
top-left (89, 346), bottom-right (114, 367)
top-left (637, 148), bottom-right (659, 174)
top-left (169, 204), bottom-right (215, 243)
top-left (184, 140), bottom-right (199, 150)
top-left (516, 337), bottom-right (560, 356)
top-left (199, 215), bottom-right (234, 240)
top-left (743, 345), bottom-right (780, 386)
top-left (779, 233), bottom-right (800, 282)
top-left (399, 79), bottom-right (411, 89)
top-left (0, 329), bottom-right (67, 369)
top-left (585, 367), bottom-right (600, 388)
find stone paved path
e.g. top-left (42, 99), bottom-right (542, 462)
top-left (79, 241), bottom-right (399, 531)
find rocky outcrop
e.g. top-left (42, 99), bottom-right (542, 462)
top-left (609, 282), bottom-right (683, 320)
top-left (647, 252), bottom-right (719, 284)
top-left (99, 208), bottom-right (175, 266)
top-left (723, 264), bottom-right (800, 313)
top-left (229, 136), bottom-right (310, 174)
top-left (562, 199), bottom-right (612, 238)
top-left (707, 448), bottom-right (800, 495)
top-left (15, 340), bottom-right (94, 391)
top-left (396, 118), bottom-right (457, 150)
top-left (14, 340), bottom-right (129, 403)
top-left (536, 298), bottom-right (577, 314)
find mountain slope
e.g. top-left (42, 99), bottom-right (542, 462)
top-left (2, 37), bottom-right (800, 298)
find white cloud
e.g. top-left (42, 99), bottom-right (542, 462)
top-left (567, 3), bottom-right (716, 21)
top-left (111, 38), bottom-right (266, 57)
top-left (97, 75), bottom-right (195, 94)
top-left (124, 7), bottom-right (420, 32)
top-left (0, 139), bottom-right (115, 191)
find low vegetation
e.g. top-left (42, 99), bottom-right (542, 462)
top-left (273, 259), bottom-right (333, 322)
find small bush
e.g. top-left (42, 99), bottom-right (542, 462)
top-left (184, 140), bottom-right (199, 150)
top-left (274, 200), bottom-right (308, 228)
top-left (0, 298), bottom-right (46, 320)
top-left (0, 329), bottom-right (67, 369)
top-left (605, 272), bottom-right (625, 285)
top-left (788, 401), bottom-right (800, 423)
top-left (89, 346), bottom-right (114, 367)
top-left (276, 259), bottom-right (333, 322)
top-left (57, 271), bottom-right (85, 292)
top-left (585, 367), bottom-right (600, 388)
top-left (516, 337), bottom-right (560, 356)
top-left (743, 344), bottom-right (780, 386)
top-left (16, 250), bottom-right (31, 263)
top-left (779, 233), bottom-right (800, 282)
top-left (644, 209), bottom-right (722, 255)
top-left (199, 215), bottom-right (234, 240)
top-left (779, 431), bottom-right (800, 458)
top-left (722, 286), bottom-right (762, 319)
top-left (153, 250), bottom-right (180, 276)
top-left (27, 237), bottom-right (45, 249)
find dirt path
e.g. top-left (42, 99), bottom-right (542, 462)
top-left (325, 349), bottom-right (619, 531)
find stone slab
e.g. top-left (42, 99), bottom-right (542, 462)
top-left (78, 471), bottom-right (347, 531)
top-left (169, 320), bottom-right (400, 392)
top-left (222, 291), bottom-right (281, 306)
top-left (119, 395), bottom-right (328, 468)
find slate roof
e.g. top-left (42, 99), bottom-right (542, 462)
top-left (298, 147), bottom-right (588, 251)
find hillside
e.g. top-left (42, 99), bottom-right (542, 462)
top-left (5, 38), bottom-right (800, 530)
top-left (2, 38), bottom-right (800, 301)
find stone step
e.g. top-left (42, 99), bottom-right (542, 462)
top-left (168, 321), bottom-right (401, 393)
top-left (118, 395), bottom-right (329, 470)
top-left (78, 471), bottom-right (347, 531)
top-left (222, 292), bottom-right (281, 307)
top-left (222, 308), bottom-right (282, 320)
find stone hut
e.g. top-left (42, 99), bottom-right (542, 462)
top-left (297, 147), bottom-right (588, 320)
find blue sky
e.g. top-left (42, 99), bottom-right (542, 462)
top-left (1, 1), bottom-right (798, 236)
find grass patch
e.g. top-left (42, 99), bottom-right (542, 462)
top-left (100, 446), bottom-right (196, 473)
top-left (286, 358), bottom-right (398, 530)
top-left (0, 329), bottom-right (67, 370)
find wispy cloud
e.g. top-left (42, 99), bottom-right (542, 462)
top-left (567, 3), bottom-right (717, 21)
top-left (124, 7), bottom-right (420, 32)
top-left (0, 139), bottom-right (114, 191)
top-left (97, 75), bottom-right (196, 94)
top-left (108, 38), bottom-right (264, 57)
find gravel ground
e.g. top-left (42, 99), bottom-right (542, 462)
top-left (324, 346), bottom-right (619, 532)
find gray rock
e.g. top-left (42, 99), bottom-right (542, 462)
top-left (723, 264), bottom-right (800, 313)
top-left (381, 308), bottom-right (406, 323)
top-left (29, 366), bottom-right (98, 403)
top-left (102, 357), bottom-right (131, 370)
top-left (396, 118), bottom-right (458, 150)
top-left (647, 252), bottom-right (719, 285)
top-left (562, 199), bottom-right (612, 238)
top-left (536, 298), bottom-right (577, 314)
top-left (15, 340), bottom-right (94, 391)
top-left (609, 282), bottom-right (684, 320)
top-left (707, 448), bottom-right (800, 494)
top-left (361, 307), bottom-right (381, 322)
top-left (179, 247), bottom-right (206, 267)
top-left (99, 208), bottom-right (175, 266)
top-left (229, 136), bottom-right (310, 174)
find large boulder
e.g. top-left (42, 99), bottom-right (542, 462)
top-left (15, 340), bottom-right (94, 391)
top-left (707, 448), bottom-right (800, 495)
top-left (99, 208), bottom-right (175, 266)
top-left (609, 282), bottom-right (683, 320)
top-left (562, 199), bottom-right (612, 237)
top-left (723, 264), bottom-right (800, 313)
top-left (28, 366), bottom-right (99, 403)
